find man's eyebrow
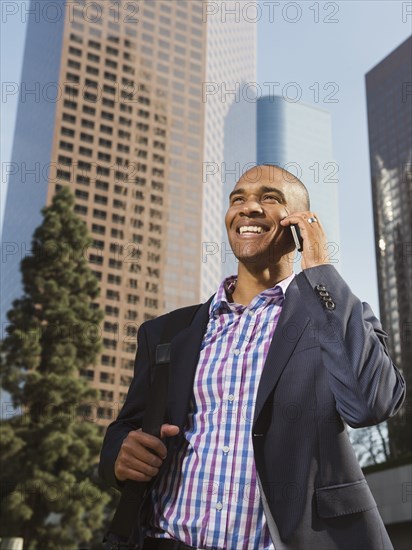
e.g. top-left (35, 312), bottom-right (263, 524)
top-left (229, 188), bottom-right (245, 200)
top-left (229, 186), bottom-right (287, 203)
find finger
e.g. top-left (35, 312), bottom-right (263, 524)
top-left (160, 423), bottom-right (180, 439)
top-left (118, 436), bottom-right (160, 465)
top-left (281, 212), bottom-right (315, 223)
top-left (281, 213), bottom-right (322, 230)
top-left (123, 453), bottom-right (162, 477)
top-left (128, 430), bottom-right (168, 459)
top-left (115, 463), bottom-right (156, 483)
top-left (115, 446), bottom-right (164, 481)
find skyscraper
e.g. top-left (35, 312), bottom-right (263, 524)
top-left (1, 0), bottom-right (256, 423)
top-left (366, 36), bottom-right (412, 457)
top-left (256, 95), bottom-right (340, 270)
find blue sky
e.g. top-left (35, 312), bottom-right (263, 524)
top-left (1, 1), bottom-right (411, 314)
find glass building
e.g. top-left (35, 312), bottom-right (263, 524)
top-left (366, 35), bottom-right (412, 457)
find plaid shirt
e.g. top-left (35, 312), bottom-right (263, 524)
top-left (146, 274), bottom-right (295, 549)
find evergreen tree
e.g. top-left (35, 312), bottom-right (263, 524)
top-left (0, 187), bottom-right (111, 549)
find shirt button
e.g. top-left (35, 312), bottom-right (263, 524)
top-left (216, 502), bottom-right (223, 510)
top-left (248, 310), bottom-right (254, 317)
top-left (233, 349), bottom-right (240, 355)
top-left (228, 394), bottom-right (235, 401)
top-left (222, 445), bottom-right (230, 453)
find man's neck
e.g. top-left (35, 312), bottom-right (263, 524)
top-left (232, 259), bottom-right (293, 306)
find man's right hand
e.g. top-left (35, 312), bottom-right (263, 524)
top-left (114, 423), bottom-right (180, 482)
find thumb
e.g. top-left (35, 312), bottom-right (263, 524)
top-left (160, 423), bottom-right (180, 439)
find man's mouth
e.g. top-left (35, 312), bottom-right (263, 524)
top-left (237, 225), bottom-right (269, 235)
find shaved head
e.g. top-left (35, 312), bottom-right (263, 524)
top-left (240, 164), bottom-right (310, 212)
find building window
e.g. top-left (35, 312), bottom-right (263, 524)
top-left (105, 305), bottom-right (119, 317)
top-left (62, 113), bottom-right (76, 124)
top-left (75, 189), bottom-right (89, 200)
top-left (81, 119), bottom-right (95, 129)
top-left (94, 194), bottom-right (108, 205)
top-left (109, 258), bottom-right (122, 270)
top-left (83, 105), bottom-right (96, 116)
top-left (79, 146), bottom-right (92, 157)
top-left (100, 371), bottom-right (115, 383)
top-left (80, 132), bottom-right (94, 143)
top-left (68, 59), bottom-right (81, 70)
top-left (99, 138), bottom-right (112, 148)
top-left (92, 223), bottom-right (106, 235)
top-left (100, 124), bottom-right (113, 135)
top-left (77, 175), bottom-right (90, 186)
top-left (106, 289), bottom-right (120, 301)
top-left (117, 144), bottom-right (130, 153)
top-left (63, 99), bottom-right (77, 110)
top-left (88, 40), bottom-right (101, 50)
top-left (102, 111), bottom-right (114, 121)
top-left (61, 127), bottom-right (75, 138)
top-left (87, 52), bottom-right (100, 63)
top-left (106, 46), bottom-right (119, 56)
top-left (98, 152), bottom-right (111, 162)
top-left (96, 180), bottom-right (109, 191)
top-left (102, 97), bottom-right (115, 108)
top-left (102, 354), bottom-right (116, 367)
top-left (89, 254), bottom-right (103, 265)
top-left (69, 46), bottom-right (82, 57)
top-left (110, 229), bottom-right (123, 240)
top-left (56, 169), bottom-right (71, 181)
top-left (74, 204), bottom-right (88, 215)
top-left (112, 214), bottom-right (126, 224)
top-left (58, 155), bottom-right (72, 166)
top-left (66, 72), bottom-right (80, 83)
top-left (93, 208), bottom-right (107, 220)
top-left (59, 140), bottom-right (74, 152)
top-left (106, 58), bottom-right (118, 69)
top-left (108, 274), bottom-right (122, 285)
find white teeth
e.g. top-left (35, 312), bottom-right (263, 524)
top-left (239, 225), bottom-right (264, 234)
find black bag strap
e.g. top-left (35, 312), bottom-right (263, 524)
top-left (105, 303), bottom-right (202, 549)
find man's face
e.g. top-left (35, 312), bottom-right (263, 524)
top-left (225, 167), bottom-right (299, 266)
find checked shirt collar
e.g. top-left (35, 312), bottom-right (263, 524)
top-left (209, 273), bottom-right (295, 317)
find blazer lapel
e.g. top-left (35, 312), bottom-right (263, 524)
top-left (253, 280), bottom-right (310, 426)
top-left (168, 297), bottom-right (213, 429)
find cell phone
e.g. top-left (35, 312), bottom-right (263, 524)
top-left (290, 224), bottom-right (303, 252)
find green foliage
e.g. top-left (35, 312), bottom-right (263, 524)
top-left (0, 187), bottom-right (110, 548)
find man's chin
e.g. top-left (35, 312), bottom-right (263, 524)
top-left (234, 251), bottom-right (274, 267)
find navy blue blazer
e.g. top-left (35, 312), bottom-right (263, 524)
top-left (99, 265), bottom-right (405, 549)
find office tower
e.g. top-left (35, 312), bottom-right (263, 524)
top-left (256, 96), bottom-right (340, 268)
top-left (366, 36), bottom-right (412, 456)
top-left (1, 0), bottom-right (256, 423)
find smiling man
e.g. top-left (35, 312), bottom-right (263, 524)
top-left (100, 165), bottom-right (405, 550)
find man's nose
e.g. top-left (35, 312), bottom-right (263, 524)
top-left (241, 198), bottom-right (263, 215)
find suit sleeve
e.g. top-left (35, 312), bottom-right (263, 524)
top-left (295, 264), bottom-right (405, 428)
top-left (98, 322), bottom-right (153, 490)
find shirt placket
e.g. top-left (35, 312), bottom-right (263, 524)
top-left (209, 307), bottom-right (258, 549)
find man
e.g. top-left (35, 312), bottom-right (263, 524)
top-left (99, 165), bottom-right (405, 550)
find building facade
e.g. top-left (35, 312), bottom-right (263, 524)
top-left (366, 36), bottom-right (412, 457)
top-left (1, 0), bottom-right (256, 423)
top-left (256, 95), bottom-right (340, 271)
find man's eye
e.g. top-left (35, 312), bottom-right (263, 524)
top-left (232, 197), bottom-right (243, 204)
top-left (263, 195), bottom-right (279, 202)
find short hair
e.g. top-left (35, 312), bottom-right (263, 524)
top-left (261, 163), bottom-right (310, 210)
